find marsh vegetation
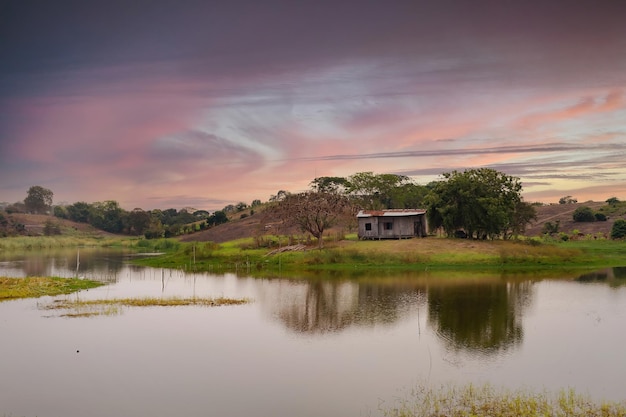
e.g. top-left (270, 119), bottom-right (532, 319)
top-left (382, 383), bottom-right (626, 417)
top-left (0, 277), bottom-right (103, 300)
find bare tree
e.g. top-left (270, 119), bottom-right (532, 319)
top-left (273, 191), bottom-right (354, 248)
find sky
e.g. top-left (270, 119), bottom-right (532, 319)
top-left (1, 0), bottom-right (626, 211)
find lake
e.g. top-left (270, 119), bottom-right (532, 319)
top-left (1, 248), bottom-right (626, 417)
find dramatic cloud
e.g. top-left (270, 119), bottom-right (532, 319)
top-left (1, 1), bottom-right (626, 209)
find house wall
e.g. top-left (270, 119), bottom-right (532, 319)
top-left (358, 215), bottom-right (427, 239)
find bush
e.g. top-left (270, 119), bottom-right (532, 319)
top-left (594, 212), bottom-right (607, 221)
top-left (542, 220), bottom-right (560, 235)
top-left (572, 206), bottom-right (595, 222)
top-left (611, 219), bottom-right (626, 239)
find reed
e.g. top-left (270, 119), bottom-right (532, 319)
top-left (381, 383), bottom-right (626, 417)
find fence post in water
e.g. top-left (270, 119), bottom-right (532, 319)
top-left (75, 249), bottom-right (80, 278)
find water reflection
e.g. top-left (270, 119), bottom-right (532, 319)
top-left (264, 278), bottom-right (425, 334)
top-left (575, 267), bottom-right (626, 286)
top-left (427, 280), bottom-right (531, 355)
top-left (0, 247), bottom-right (135, 281)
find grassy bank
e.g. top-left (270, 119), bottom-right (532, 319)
top-left (3, 234), bottom-right (624, 275)
top-left (0, 235), bottom-right (183, 252)
top-left (0, 277), bottom-right (104, 300)
top-left (381, 383), bottom-right (626, 417)
top-left (131, 236), bottom-right (626, 275)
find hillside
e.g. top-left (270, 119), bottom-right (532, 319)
top-left (3, 201), bottom-right (624, 241)
top-left (185, 201), bottom-right (625, 243)
top-left (1, 213), bottom-right (115, 237)
top-left (524, 201), bottom-right (617, 237)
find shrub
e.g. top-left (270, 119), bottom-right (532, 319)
top-left (542, 220), bottom-right (560, 235)
top-left (611, 219), bottom-right (626, 239)
top-left (572, 206), bottom-right (595, 222)
top-left (594, 212), bottom-right (607, 221)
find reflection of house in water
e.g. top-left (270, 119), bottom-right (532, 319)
top-left (357, 209), bottom-right (428, 239)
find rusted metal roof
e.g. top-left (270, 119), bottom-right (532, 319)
top-left (357, 209), bottom-right (426, 218)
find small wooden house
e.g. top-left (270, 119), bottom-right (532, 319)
top-left (357, 209), bottom-right (428, 239)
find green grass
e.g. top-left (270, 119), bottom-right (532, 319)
top-left (131, 237), bottom-right (626, 276)
top-left (0, 235), bottom-right (135, 250)
top-left (381, 383), bottom-right (626, 417)
top-left (0, 277), bottom-right (104, 300)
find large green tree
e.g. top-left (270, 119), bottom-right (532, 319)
top-left (346, 172), bottom-right (417, 209)
top-left (24, 186), bottom-right (53, 214)
top-left (425, 168), bottom-right (525, 239)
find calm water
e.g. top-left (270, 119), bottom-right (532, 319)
top-left (1, 248), bottom-right (626, 417)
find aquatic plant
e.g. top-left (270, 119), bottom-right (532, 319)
top-left (381, 383), bottom-right (626, 417)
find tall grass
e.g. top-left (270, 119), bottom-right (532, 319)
top-left (381, 383), bottom-right (626, 417)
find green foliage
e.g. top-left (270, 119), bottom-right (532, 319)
top-left (572, 206), bottom-right (595, 222)
top-left (594, 212), bottom-right (607, 221)
top-left (425, 168), bottom-right (524, 239)
top-left (43, 219), bottom-right (61, 236)
top-left (542, 220), bottom-right (560, 235)
top-left (559, 195), bottom-right (578, 204)
top-left (65, 201), bottom-right (92, 223)
top-left (346, 171), bottom-right (422, 209)
top-left (126, 208), bottom-right (151, 235)
top-left (89, 200), bottom-right (125, 233)
top-left (24, 185), bottom-right (54, 214)
top-left (611, 219), bottom-right (626, 239)
top-left (207, 210), bottom-right (228, 227)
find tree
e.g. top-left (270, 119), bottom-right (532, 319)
top-left (66, 202), bottom-right (92, 223)
top-left (126, 208), bottom-right (151, 235)
top-left (559, 196), bottom-right (577, 204)
top-left (206, 210), bottom-right (228, 227)
top-left (508, 201), bottom-right (538, 239)
top-left (24, 186), bottom-right (53, 214)
top-left (89, 200), bottom-right (126, 233)
top-left (272, 191), bottom-right (354, 248)
top-left (611, 219), bottom-right (626, 239)
top-left (606, 197), bottom-right (620, 206)
top-left (572, 206), bottom-right (595, 222)
top-left (425, 168), bottom-right (524, 239)
top-left (310, 176), bottom-right (350, 194)
top-left (346, 172), bottom-right (413, 209)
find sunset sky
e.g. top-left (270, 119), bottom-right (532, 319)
top-left (2, 1), bottom-right (626, 210)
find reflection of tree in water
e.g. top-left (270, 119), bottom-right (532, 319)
top-left (19, 249), bottom-right (127, 280)
top-left (575, 267), bottom-right (626, 286)
top-left (272, 279), bottom-right (424, 334)
top-left (427, 281), bottom-right (532, 355)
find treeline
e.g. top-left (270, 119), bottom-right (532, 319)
top-left (1, 185), bottom-right (265, 238)
top-left (6, 170), bottom-right (624, 241)
top-left (51, 200), bottom-right (263, 238)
